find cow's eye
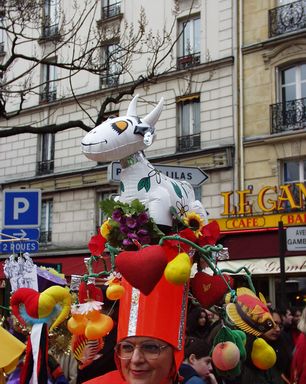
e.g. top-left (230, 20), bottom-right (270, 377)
top-left (112, 121), bottom-right (128, 134)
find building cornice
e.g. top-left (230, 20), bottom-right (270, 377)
top-left (244, 129), bottom-right (306, 146)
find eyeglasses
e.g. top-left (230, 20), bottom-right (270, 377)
top-left (115, 341), bottom-right (169, 360)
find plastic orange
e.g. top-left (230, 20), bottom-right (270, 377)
top-left (85, 309), bottom-right (102, 321)
top-left (85, 314), bottom-right (114, 340)
top-left (67, 314), bottom-right (87, 335)
top-left (106, 284), bottom-right (125, 300)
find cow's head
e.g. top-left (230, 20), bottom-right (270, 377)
top-left (81, 95), bottom-right (164, 162)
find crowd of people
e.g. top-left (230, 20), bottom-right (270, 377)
top-left (2, 293), bottom-right (306, 384)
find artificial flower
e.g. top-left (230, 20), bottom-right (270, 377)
top-left (88, 233), bottom-right (106, 256)
top-left (100, 219), bottom-right (112, 239)
top-left (197, 220), bottom-right (220, 246)
top-left (183, 212), bottom-right (205, 237)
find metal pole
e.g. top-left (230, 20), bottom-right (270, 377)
top-left (278, 221), bottom-right (287, 310)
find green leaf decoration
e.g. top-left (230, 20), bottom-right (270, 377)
top-left (120, 181), bottom-right (125, 192)
top-left (138, 177), bottom-right (151, 192)
top-left (181, 184), bottom-right (189, 198)
top-left (171, 181), bottom-right (183, 198)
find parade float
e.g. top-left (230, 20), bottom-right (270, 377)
top-left (2, 95), bottom-right (276, 383)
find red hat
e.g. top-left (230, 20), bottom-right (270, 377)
top-left (117, 275), bottom-right (188, 371)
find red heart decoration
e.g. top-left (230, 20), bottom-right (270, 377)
top-left (115, 245), bottom-right (168, 295)
top-left (190, 272), bottom-right (234, 308)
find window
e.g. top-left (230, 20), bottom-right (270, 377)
top-left (101, 0), bottom-right (121, 19)
top-left (177, 16), bottom-right (200, 69)
top-left (281, 64), bottom-right (306, 129)
top-left (42, 0), bottom-right (59, 38)
top-left (177, 96), bottom-right (200, 152)
top-left (37, 133), bottom-right (55, 175)
top-left (271, 63), bottom-right (306, 133)
top-left (40, 60), bottom-right (57, 102)
top-left (100, 44), bottom-right (121, 88)
top-left (40, 199), bottom-right (53, 243)
top-left (0, 17), bottom-right (5, 54)
top-left (282, 159), bottom-right (306, 210)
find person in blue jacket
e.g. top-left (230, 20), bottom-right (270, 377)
top-left (179, 338), bottom-right (218, 384)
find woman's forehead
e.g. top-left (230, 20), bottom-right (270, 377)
top-left (122, 336), bottom-right (167, 344)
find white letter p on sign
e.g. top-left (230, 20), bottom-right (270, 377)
top-left (13, 198), bottom-right (30, 220)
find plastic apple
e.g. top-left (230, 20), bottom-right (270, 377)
top-left (212, 341), bottom-right (240, 371)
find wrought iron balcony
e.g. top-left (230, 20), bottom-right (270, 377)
top-left (39, 231), bottom-right (52, 244)
top-left (37, 160), bottom-right (54, 175)
top-left (40, 89), bottom-right (57, 103)
top-left (270, 97), bottom-right (306, 133)
top-left (102, 2), bottom-right (121, 19)
top-left (177, 133), bottom-right (201, 152)
top-left (269, 1), bottom-right (306, 37)
top-left (177, 52), bottom-right (200, 70)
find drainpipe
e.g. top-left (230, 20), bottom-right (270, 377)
top-left (238, 0), bottom-right (244, 190)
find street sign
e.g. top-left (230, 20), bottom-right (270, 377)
top-left (0, 240), bottom-right (39, 254)
top-left (3, 189), bottom-right (41, 228)
top-left (1, 228), bottom-right (40, 241)
top-left (108, 162), bottom-right (209, 186)
top-left (286, 226), bottom-right (306, 251)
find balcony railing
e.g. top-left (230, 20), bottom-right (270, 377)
top-left (177, 52), bottom-right (201, 70)
top-left (177, 133), bottom-right (201, 152)
top-left (270, 97), bottom-right (306, 133)
top-left (269, 1), bottom-right (306, 37)
top-left (39, 231), bottom-right (52, 244)
top-left (100, 74), bottom-right (119, 88)
top-left (40, 89), bottom-right (57, 103)
top-left (102, 2), bottom-right (121, 19)
top-left (37, 160), bottom-right (54, 175)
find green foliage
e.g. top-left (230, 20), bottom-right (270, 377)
top-left (100, 198), bottom-right (147, 217)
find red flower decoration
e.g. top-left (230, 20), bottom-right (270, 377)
top-left (197, 220), bottom-right (220, 247)
top-left (161, 228), bottom-right (197, 262)
top-left (88, 233), bottom-right (106, 256)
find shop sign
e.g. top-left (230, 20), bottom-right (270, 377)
top-left (218, 256), bottom-right (306, 275)
top-left (286, 227), bottom-right (306, 251)
top-left (221, 183), bottom-right (306, 216)
top-left (215, 212), bottom-right (306, 231)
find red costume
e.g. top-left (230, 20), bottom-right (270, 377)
top-left (291, 332), bottom-right (306, 384)
top-left (84, 276), bottom-right (188, 384)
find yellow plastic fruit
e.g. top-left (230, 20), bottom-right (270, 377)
top-left (67, 313), bottom-right (87, 335)
top-left (85, 314), bottom-right (114, 340)
top-left (164, 252), bottom-right (191, 285)
top-left (251, 338), bottom-right (276, 370)
top-left (106, 284), bottom-right (125, 300)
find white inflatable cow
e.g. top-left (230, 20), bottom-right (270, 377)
top-left (81, 95), bottom-right (207, 226)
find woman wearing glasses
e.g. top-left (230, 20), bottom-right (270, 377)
top-left (84, 276), bottom-right (189, 384)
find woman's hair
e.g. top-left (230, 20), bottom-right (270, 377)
top-left (297, 306), bottom-right (306, 334)
top-left (186, 306), bottom-right (208, 336)
top-left (184, 338), bottom-right (211, 360)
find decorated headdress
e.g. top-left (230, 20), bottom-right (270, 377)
top-left (117, 275), bottom-right (189, 371)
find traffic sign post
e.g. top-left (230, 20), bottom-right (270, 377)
top-left (108, 162), bottom-right (209, 186)
top-left (3, 189), bottom-right (41, 228)
top-left (1, 189), bottom-right (41, 254)
top-left (286, 226), bottom-right (306, 251)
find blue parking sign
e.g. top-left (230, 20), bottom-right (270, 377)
top-left (3, 189), bottom-right (41, 228)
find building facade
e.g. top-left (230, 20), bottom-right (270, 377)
top-left (0, 0), bottom-right (237, 297)
top-left (218, 0), bottom-right (306, 308)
